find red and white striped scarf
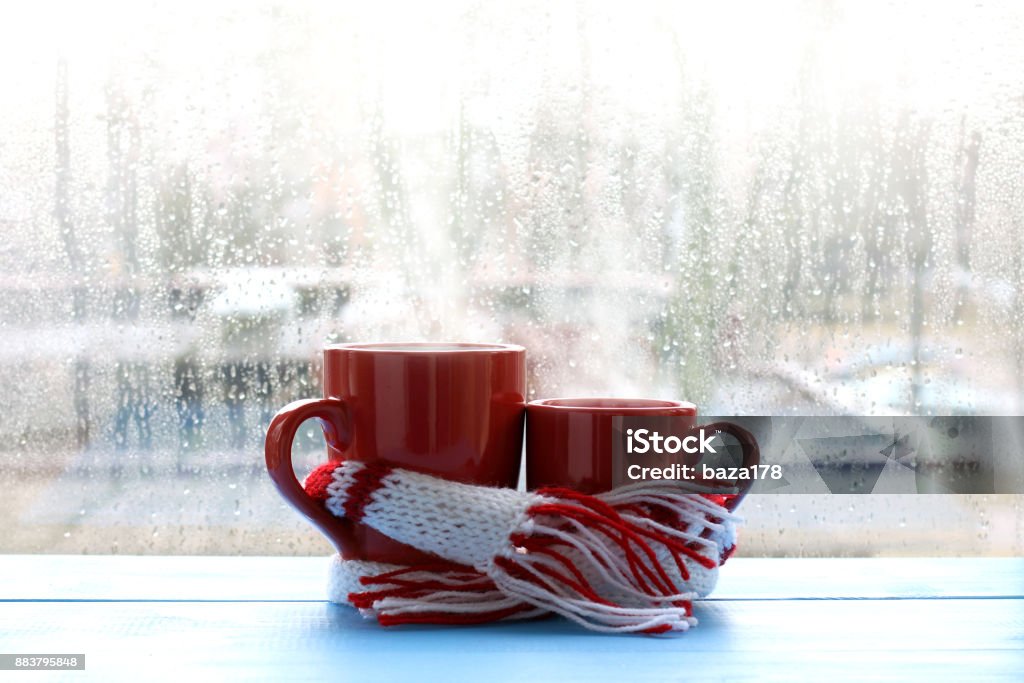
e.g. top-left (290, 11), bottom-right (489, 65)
top-left (305, 461), bottom-right (742, 634)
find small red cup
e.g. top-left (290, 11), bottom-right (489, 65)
top-left (526, 398), bottom-right (759, 510)
top-left (265, 342), bottom-right (526, 564)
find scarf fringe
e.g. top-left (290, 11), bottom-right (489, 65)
top-left (311, 462), bottom-right (741, 634)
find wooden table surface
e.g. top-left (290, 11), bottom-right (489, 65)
top-left (1, 556), bottom-right (1022, 681)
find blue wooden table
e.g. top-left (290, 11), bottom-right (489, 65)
top-left (1, 556), bottom-right (1022, 681)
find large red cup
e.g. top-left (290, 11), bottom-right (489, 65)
top-left (265, 342), bottom-right (526, 564)
top-left (526, 398), bottom-right (759, 510)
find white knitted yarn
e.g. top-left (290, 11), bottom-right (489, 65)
top-left (320, 462), bottom-right (742, 632)
top-left (327, 554), bottom-right (388, 606)
top-left (327, 466), bottom-right (540, 567)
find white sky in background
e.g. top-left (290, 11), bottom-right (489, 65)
top-left (2, 1), bottom-right (1021, 257)
top-left (4, 2), bottom-right (1022, 145)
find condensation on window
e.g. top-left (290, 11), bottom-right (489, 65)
top-left (0, 2), bottom-right (1021, 556)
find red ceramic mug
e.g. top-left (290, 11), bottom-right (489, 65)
top-left (526, 398), bottom-right (759, 510)
top-left (265, 342), bottom-right (526, 564)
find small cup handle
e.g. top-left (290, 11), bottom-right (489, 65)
top-left (697, 421), bottom-right (761, 511)
top-left (264, 398), bottom-right (352, 553)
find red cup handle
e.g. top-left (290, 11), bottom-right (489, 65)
top-left (697, 421), bottom-right (761, 511)
top-left (265, 398), bottom-right (352, 553)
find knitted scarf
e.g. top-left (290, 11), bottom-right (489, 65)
top-left (304, 461), bottom-right (743, 634)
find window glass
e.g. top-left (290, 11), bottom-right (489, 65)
top-left (1, 1), bottom-right (1021, 555)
